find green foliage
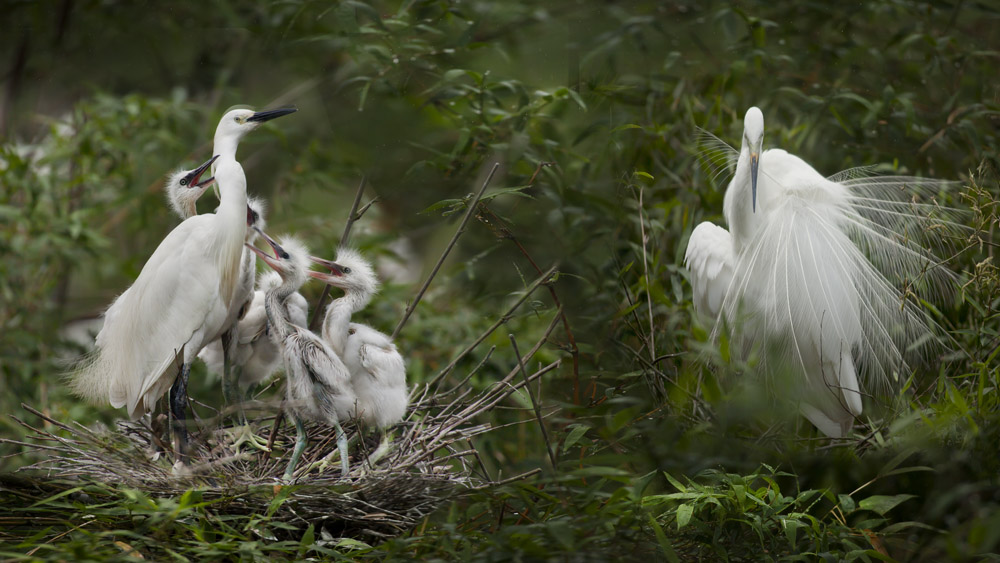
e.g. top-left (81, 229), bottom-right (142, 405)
top-left (1, 0), bottom-right (999, 560)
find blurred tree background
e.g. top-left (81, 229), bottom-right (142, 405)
top-left (1, 0), bottom-right (999, 560)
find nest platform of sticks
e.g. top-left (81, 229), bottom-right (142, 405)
top-left (5, 347), bottom-right (554, 540)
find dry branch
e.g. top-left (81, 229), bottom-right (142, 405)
top-left (392, 162), bottom-right (500, 339)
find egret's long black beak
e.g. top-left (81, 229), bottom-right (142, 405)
top-left (181, 155), bottom-right (219, 188)
top-left (750, 151), bottom-right (759, 213)
top-left (247, 107), bottom-right (297, 123)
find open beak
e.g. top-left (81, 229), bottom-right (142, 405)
top-left (246, 242), bottom-right (282, 272)
top-left (255, 228), bottom-right (288, 258)
top-left (306, 255), bottom-right (346, 285)
top-left (308, 255), bottom-right (345, 276)
top-left (247, 228), bottom-right (290, 271)
top-left (247, 107), bottom-right (297, 123)
top-left (181, 155), bottom-right (219, 189)
top-left (750, 150), bottom-right (759, 213)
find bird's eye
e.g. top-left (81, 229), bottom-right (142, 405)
top-left (179, 179), bottom-right (188, 186)
top-left (234, 116), bottom-right (241, 123)
top-left (343, 267), bottom-right (351, 273)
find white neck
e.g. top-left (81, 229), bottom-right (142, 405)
top-left (723, 143), bottom-right (758, 252)
top-left (321, 289), bottom-right (370, 354)
top-left (213, 132), bottom-right (241, 164)
top-left (213, 159), bottom-right (248, 304)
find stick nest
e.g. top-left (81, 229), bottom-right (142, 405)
top-left (4, 363), bottom-right (551, 541)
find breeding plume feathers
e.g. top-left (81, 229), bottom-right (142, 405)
top-left (687, 112), bottom-right (968, 436)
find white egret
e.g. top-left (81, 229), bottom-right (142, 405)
top-left (246, 231), bottom-right (356, 479)
top-left (209, 106), bottom-right (296, 409)
top-left (70, 107), bottom-right (295, 460)
top-left (684, 107), bottom-right (962, 438)
top-left (309, 250), bottom-right (408, 431)
top-left (70, 153), bottom-right (246, 458)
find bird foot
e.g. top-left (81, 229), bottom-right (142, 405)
top-left (226, 424), bottom-right (271, 452)
top-left (367, 432), bottom-right (393, 467)
top-left (305, 449), bottom-right (351, 478)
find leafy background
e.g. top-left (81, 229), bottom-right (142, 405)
top-left (1, 0), bottom-right (999, 560)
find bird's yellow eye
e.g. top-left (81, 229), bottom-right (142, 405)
top-left (234, 116), bottom-right (242, 123)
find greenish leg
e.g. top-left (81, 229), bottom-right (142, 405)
top-left (367, 429), bottom-right (394, 467)
top-left (283, 415), bottom-right (308, 481)
top-left (334, 420), bottom-right (349, 477)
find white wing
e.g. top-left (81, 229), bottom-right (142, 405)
top-left (72, 214), bottom-right (233, 418)
top-left (346, 325), bottom-right (408, 428)
top-left (285, 329), bottom-right (356, 424)
top-left (286, 292), bottom-right (309, 328)
top-left (684, 222), bottom-right (735, 319)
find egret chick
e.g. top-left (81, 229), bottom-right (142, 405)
top-left (309, 249), bottom-right (408, 469)
top-left (164, 156), bottom-right (218, 219)
top-left (310, 250), bottom-right (408, 426)
top-left (685, 107), bottom-right (962, 437)
top-left (246, 230), bottom-right (356, 479)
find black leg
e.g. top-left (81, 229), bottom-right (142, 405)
top-left (170, 362), bottom-right (191, 462)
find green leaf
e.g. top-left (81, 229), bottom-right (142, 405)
top-left (664, 472), bottom-right (687, 493)
top-left (298, 524), bottom-right (315, 556)
top-left (646, 513), bottom-right (681, 563)
top-left (561, 424), bottom-right (589, 453)
top-left (443, 68), bottom-right (468, 82)
top-left (858, 494), bottom-right (917, 515)
top-left (838, 494), bottom-right (856, 513)
top-left (675, 504), bottom-right (693, 529)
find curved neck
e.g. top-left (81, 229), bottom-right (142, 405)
top-left (321, 289), bottom-right (369, 353)
top-left (213, 133), bottom-right (241, 166)
top-left (724, 144), bottom-right (757, 252)
top-left (264, 279), bottom-right (298, 341)
top-left (214, 160), bottom-right (248, 304)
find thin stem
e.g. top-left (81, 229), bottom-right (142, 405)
top-left (637, 184), bottom-right (656, 362)
top-left (423, 265), bottom-right (558, 392)
top-left (474, 161), bottom-right (580, 404)
top-left (392, 162), bottom-right (500, 339)
top-left (509, 334), bottom-right (558, 469)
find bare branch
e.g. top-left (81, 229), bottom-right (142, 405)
top-left (392, 162), bottom-right (500, 339)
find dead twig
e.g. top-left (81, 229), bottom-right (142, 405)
top-left (509, 334), bottom-right (557, 469)
top-left (392, 163), bottom-right (500, 339)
